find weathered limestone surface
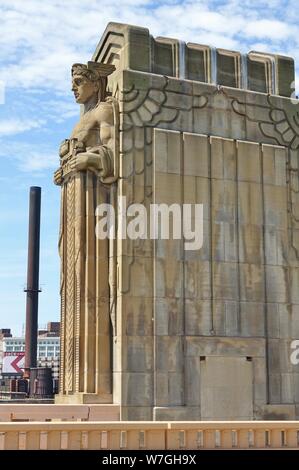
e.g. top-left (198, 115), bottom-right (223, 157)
top-left (58, 22), bottom-right (299, 419)
top-left (55, 62), bottom-right (118, 404)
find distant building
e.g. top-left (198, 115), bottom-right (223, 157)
top-left (38, 322), bottom-right (60, 338)
top-left (0, 323), bottom-right (60, 381)
top-left (3, 336), bottom-right (60, 359)
top-left (0, 329), bottom-right (12, 339)
top-left (0, 329), bottom-right (13, 382)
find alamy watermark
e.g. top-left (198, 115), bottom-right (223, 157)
top-left (95, 196), bottom-right (203, 251)
top-left (290, 340), bottom-right (299, 365)
top-left (95, 198), bottom-right (299, 367)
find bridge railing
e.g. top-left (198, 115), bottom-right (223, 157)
top-left (0, 421), bottom-right (298, 450)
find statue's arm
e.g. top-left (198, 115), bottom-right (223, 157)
top-left (69, 103), bottom-right (115, 179)
top-left (91, 102), bottom-right (115, 178)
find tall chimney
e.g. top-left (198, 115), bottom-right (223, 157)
top-left (24, 187), bottom-right (41, 376)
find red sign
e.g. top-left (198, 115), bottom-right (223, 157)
top-left (3, 352), bottom-right (25, 374)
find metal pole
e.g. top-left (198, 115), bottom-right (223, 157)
top-left (24, 187), bottom-right (41, 377)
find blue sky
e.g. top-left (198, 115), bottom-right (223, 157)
top-left (0, 0), bottom-right (298, 335)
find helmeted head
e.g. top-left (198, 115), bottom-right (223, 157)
top-left (71, 61), bottom-right (115, 104)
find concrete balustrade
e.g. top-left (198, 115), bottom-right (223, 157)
top-left (0, 404), bottom-right (120, 422)
top-left (0, 421), bottom-right (298, 450)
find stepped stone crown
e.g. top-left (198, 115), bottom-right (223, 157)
top-left (93, 22), bottom-right (295, 98)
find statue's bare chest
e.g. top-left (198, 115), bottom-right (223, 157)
top-left (71, 111), bottom-right (101, 147)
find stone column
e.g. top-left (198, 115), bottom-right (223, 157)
top-left (56, 171), bottom-right (112, 404)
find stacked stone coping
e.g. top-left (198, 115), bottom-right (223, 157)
top-left (93, 22), bottom-right (295, 98)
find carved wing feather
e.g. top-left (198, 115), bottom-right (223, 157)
top-left (231, 94), bottom-right (299, 150)
top-left (121, 77), bottom-right (208, 131)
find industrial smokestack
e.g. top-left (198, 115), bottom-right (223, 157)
top-left (24, 187), bottom-right (41, 377)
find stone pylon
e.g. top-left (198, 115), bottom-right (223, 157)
top-left (57, 22), bottom-right (299, 420)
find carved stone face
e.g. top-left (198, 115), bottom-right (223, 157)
top-left (71, 74), bottom-right (98, 104)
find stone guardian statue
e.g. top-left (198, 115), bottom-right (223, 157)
top-left (54, 61), bottom-right (118, 403)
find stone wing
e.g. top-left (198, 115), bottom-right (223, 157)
top-left (120, 77), bottom-right (208, 158)
top-left (267, 99), bottom-right (299, 150)
top-left (231, 94), bottom-right (299, 150)
top-left (121, 81), bottom-right (174, 129)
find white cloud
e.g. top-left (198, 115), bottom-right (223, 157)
top-left (153, 6), bottom-right (246, 36)
top-left (44, 99), bottom-right (78, 122)
top-left (0, 0), bottom-right (298, 93)
top-left (18, 152), bottom-right (57, 173)
top-left (0, 118), bottom-right (44, 136)
top-left (0, 140), bottom-right (58, 173)
top-left (0, 0), bottom-right (297, 173)
top-left (244, 19), bottom-right (296, 40)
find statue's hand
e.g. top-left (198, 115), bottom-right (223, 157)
top-left (69, 152), bottom-right (102, 172)
top-left (59, 139), bottom-right (85, 158)
top-left (54, 167), bottom-right (63, 185)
